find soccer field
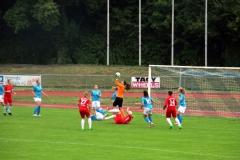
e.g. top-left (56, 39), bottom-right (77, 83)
top-left (0, 107), bottom-right (239, 160)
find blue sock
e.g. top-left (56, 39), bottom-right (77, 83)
top-left (179, 115), bottom-right (183, 124)
top-left (33, 106), bottom-right (38, 114)
top-left (149, 117), bottom-right (152, 123)
top-left (144, 117), bottom-right (151, 124)
top-left (91, 116), bottom-right (97, 121)
top-left (37, 107), bottom-right (41, 115)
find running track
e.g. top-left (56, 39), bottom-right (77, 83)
top-left (15, 91), bottom-right (240, 98)
top-left (14, 91), bottom-right (240, 118)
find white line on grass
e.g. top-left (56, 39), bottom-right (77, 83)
top-left (0, 138), bottom-right (238, 159)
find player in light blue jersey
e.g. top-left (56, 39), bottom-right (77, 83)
top-left (177, 87), bottom-right (186, 125)
top-left (0, 82), bottom-right (5, 108)
top-left (32, 80), bottom-right (48, 116)
top-left (90, 85), bottom-right (102, 115)
top-left (141, 90), bottom-right (154, 128)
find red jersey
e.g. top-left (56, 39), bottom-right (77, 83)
top-left (163, 96), bottom-right (178, 110)
top-left (78, 97), bottom-right (90, 109)
top-left (114, 113), bottom-right (133, 124)
top-left (4, 84), bottom-right (13, 98)
top-left (122, 115), bottom-right (133, 124)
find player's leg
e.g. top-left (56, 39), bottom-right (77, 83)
top-left (95, 111), bottom-right (104, 120)
top-left (1, 95), bottom-right (6, 115)
top-left (35, 99), bottom-right (41, 116)
top-left (3, 98), bottom-right (8, 115)
top-left (177, 106), bottom-right (186, 125)
top-left (148, 114), bottom-right (153, 128)
top-left (119, 98), bottom-right (124, 117)
top-left (173, 109), bottom-right (182, 129)
top-left (91, 101), bottom-right (98, 115)
top-left (143, 108), bottom-right (152, 127)
top-left (166, 110), bottom-right (173, 129)
top-left (8, 98), bottom-right (13, 115)
top-left (86, 110), bottom-right (92, 130)
top-left (79, 110), bottom-right (85, 130)
top-left (105, 109), bottom-right (118, 119)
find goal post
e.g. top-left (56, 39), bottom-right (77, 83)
top-left (148, 65), bottom-right (240, 118)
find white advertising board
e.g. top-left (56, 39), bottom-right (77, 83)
top-left (1, 75), bottom-right (41, 86)
top-left (131, 77), bottom-right (160, 88)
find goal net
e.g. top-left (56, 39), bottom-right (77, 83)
top-left (148, 65), bottom-right (240, 118)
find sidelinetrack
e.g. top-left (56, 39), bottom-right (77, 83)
top-left (13, 91), bottom-right (240, 118)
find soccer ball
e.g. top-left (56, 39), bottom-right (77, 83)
top-left (115, 72), bottom-right (121, 77)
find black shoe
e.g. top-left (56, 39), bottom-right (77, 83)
top-left (8, 113), bottom-right (12, 115)
top-left (3, 113), bottom-right (6, 116)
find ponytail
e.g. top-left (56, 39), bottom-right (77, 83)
top-left (178, 87), bottom-right (186, 95)
top-left (124, 81), bottom-right (131, 91)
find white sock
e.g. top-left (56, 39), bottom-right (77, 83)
top-left (3, 106), bottom-right (6, 113)
top-left (88, 118), bottom-right (92, 129)
top-left (104, 115), bottom-right (115, 120)
top-left (166, 118), bottom-right (172, 126)
top-left (175, 118), bottom-right (181, 126)
top-left (9, 106), bottom-right (12, 113)
top-left (81, 119), bottom-right (85, 129)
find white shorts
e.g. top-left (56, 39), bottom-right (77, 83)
top-left (34, 97), bottom-right (42, 102)
top-left (95, 112), bottom-right (104, 120)
top-left (178, 105), bottom-right (186, 113)
top-left (143, 108), bottom-right (152, 115)
top-left (92, 101), bottom-right (100, 108)
top-left (0, 95), bottom-right (3, 102)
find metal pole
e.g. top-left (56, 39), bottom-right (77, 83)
top-left (139, 0), bottom-right (141, 66)
top-left (171, 0), bottom-right (174, 66)
top-left (205, 0), bottom-right (208, 67)
top-left (107, 0), bottom-right (110, 66)
top-left (148, 66), bottom-right (151, 96)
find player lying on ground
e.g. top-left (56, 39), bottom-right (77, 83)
top-left (91, 107), bottom-right (108, 121)
top-left (105, 108), bottom-right (133, 124)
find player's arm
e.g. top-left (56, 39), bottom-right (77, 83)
top-left (140, 103), bottom-right (144, 109)
top-left (41, 91), bottom-right (48, 96)
top-left (98, 91), bottom-right (101, 97)
top-left (88, 101), bottom-right (91, 111)
top-left (175, 99), bottom-right (178, 106)
top-left (178, 94), bottom-right (182, 101)
top-left (140, 97), bottom-right (144, 109)
top-left (11, 88), bottom-right (16, 95)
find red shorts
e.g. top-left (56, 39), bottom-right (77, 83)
top-left (79, 107), bottom-right (90, 119)
top-left (4, 97), bottom-right (12, 104)
top-left (166, 107), bottom-right (177, 118)
top-left (114, 114), bottom-right (124, 124)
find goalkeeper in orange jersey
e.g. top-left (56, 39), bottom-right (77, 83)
top-left (113, 74), bottom-right (131, 117)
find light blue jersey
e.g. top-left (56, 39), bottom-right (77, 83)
top-left (0, 85), bottom-right (4, 95)
top-left (112, 91), bottom-right (117, 101)
top-left (141, 96), bottom-right (153, 109)
top-left (179, 93), bottom-right (186, 107)
top-left (33, 85), bottom-right (42, 98)
top-left (91, 90), bottom-right (101, 101)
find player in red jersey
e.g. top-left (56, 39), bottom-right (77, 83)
top-left (78, 91), bottom-right (92, 130)
top-left (163, 91), bottom-right (182, 129)
top-left (113, 107), bottom-right (133, 124)
top-left (3, 79), bottom-right (16, 116)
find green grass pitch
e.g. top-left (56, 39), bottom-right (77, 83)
top-left (0, 107), bottom-right (239, 160)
